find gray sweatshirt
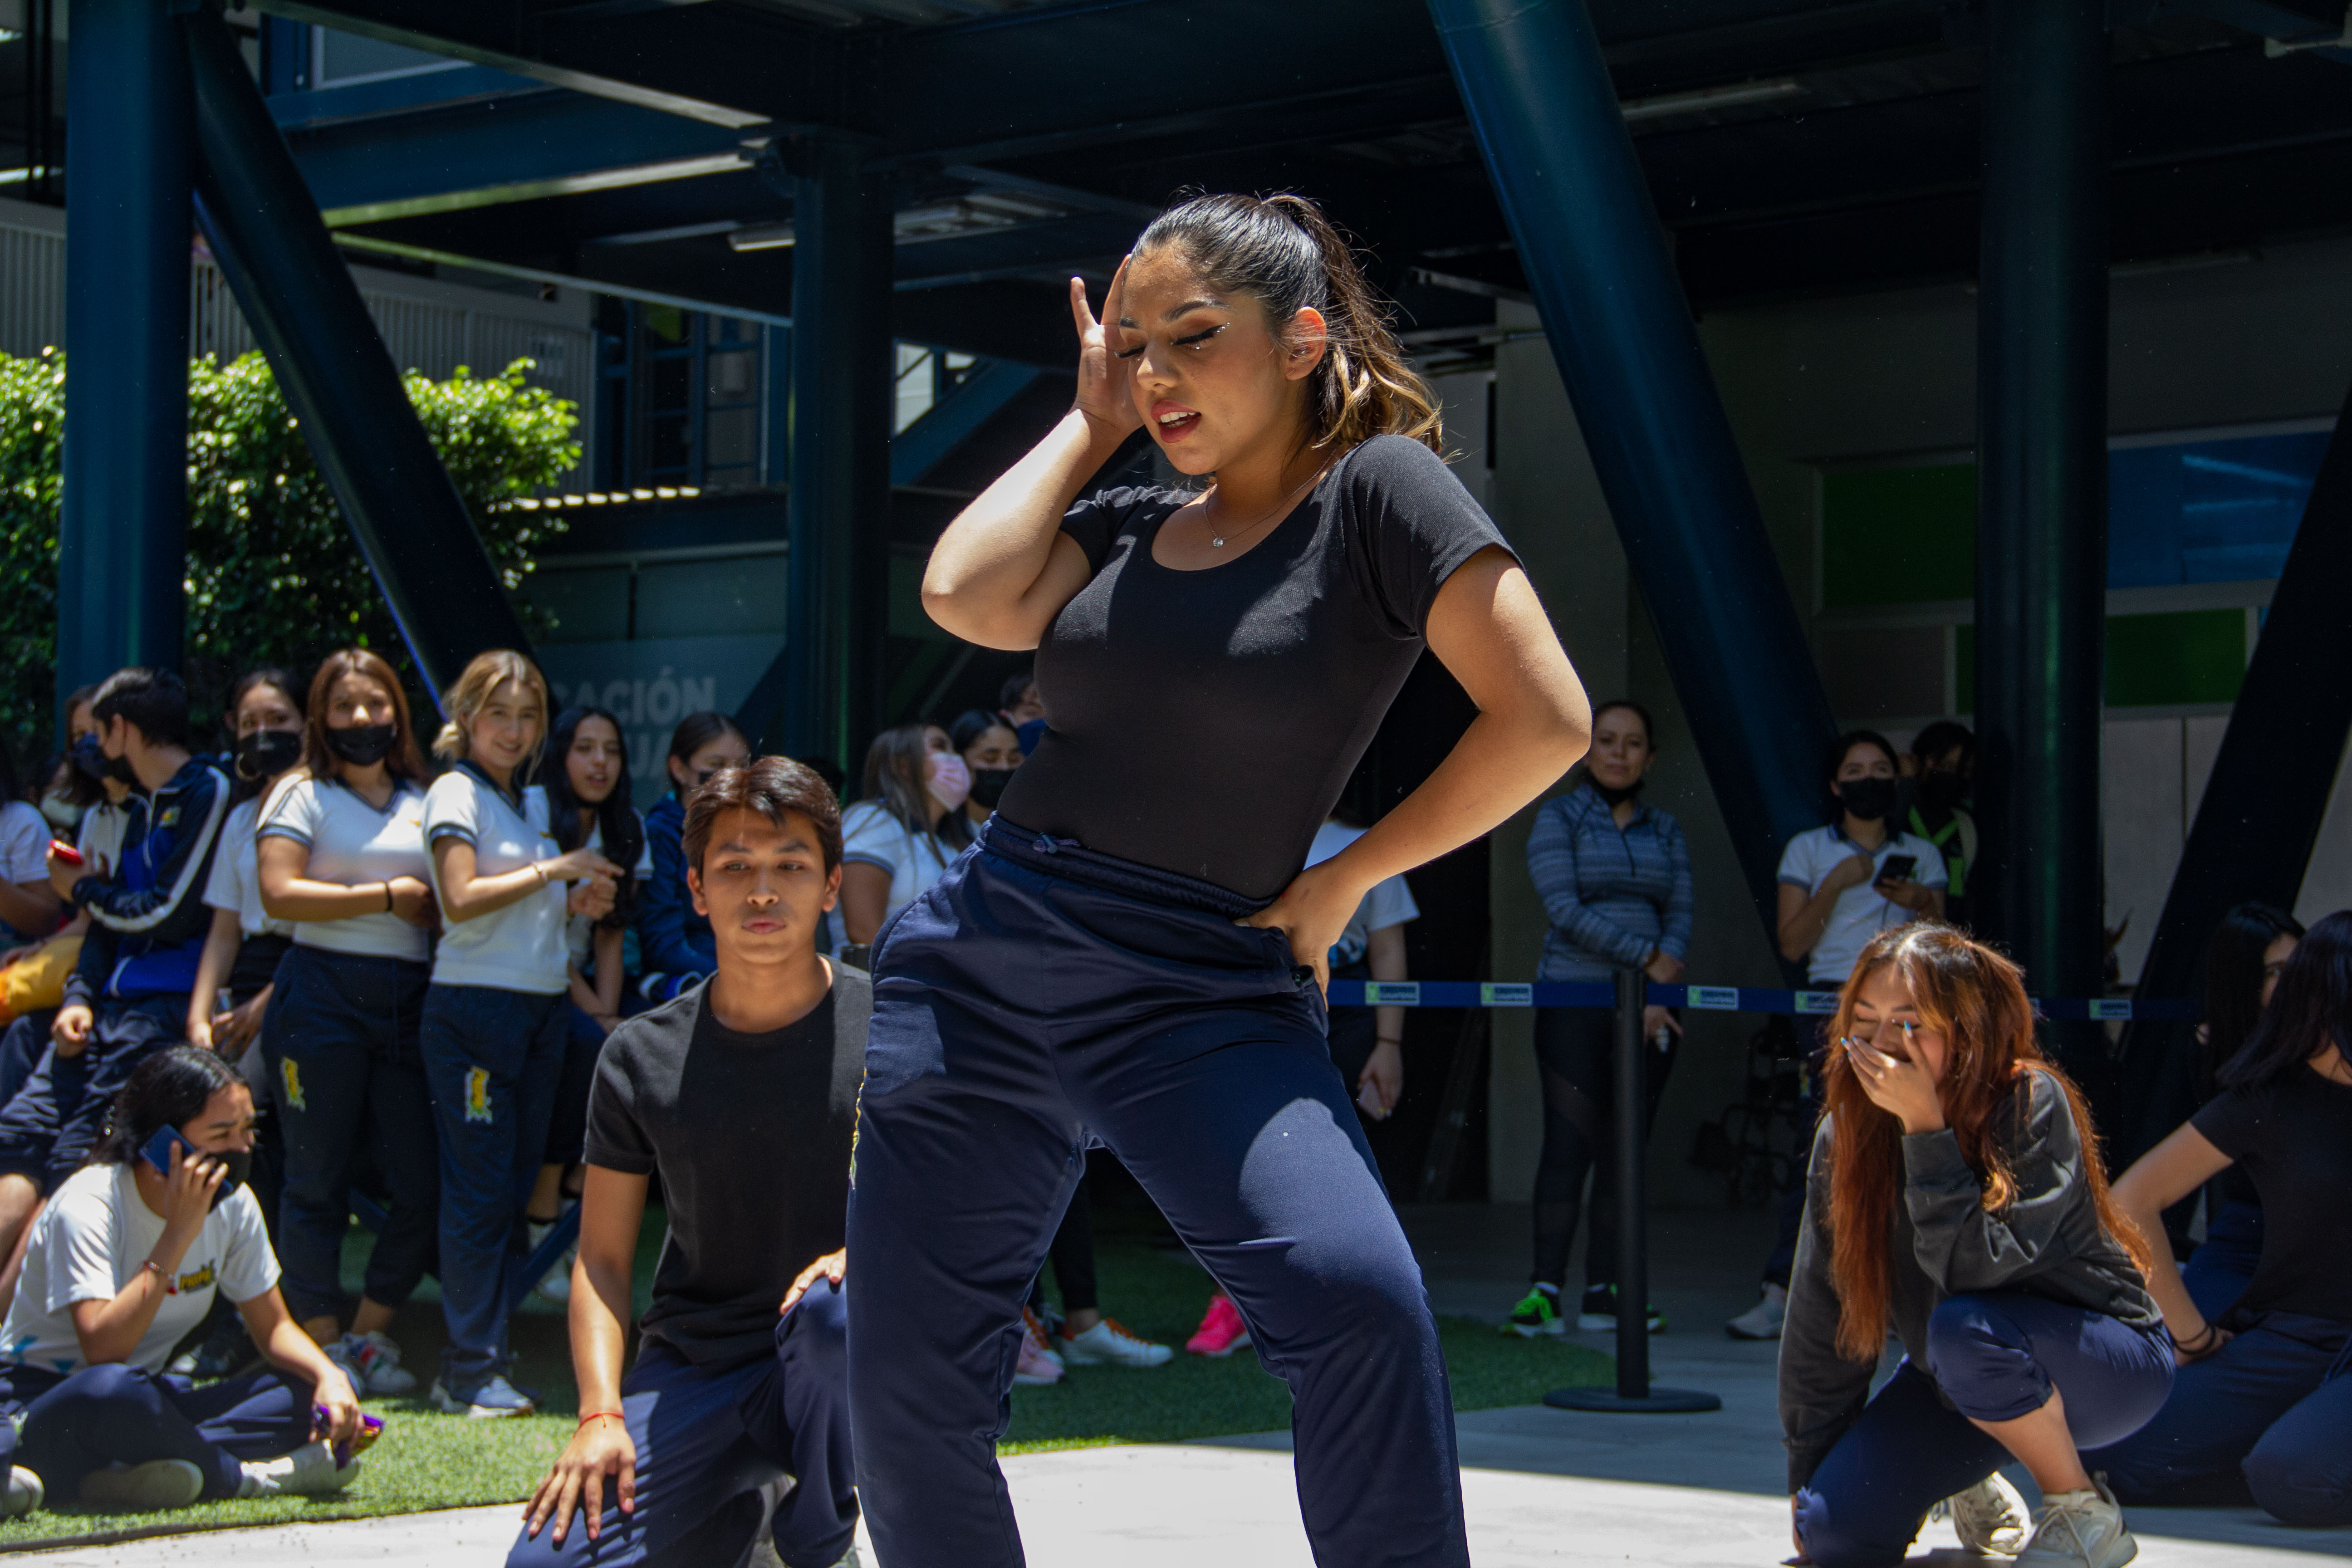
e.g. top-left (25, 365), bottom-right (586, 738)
top-left (1778, 1068), bottom-right (2161, 1491)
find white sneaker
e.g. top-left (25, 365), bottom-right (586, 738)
top-left (529, 1219), bottom-right (576, 1303)
top-left (1059, 1318), bottom-right (1175, 1368)
top-left (1937, 1471), bottom-right (2030, 1555)
top-left (79, 1458), bottom-right (203, 1511)
top-left (3, 1464), bottom-right (40, 1518)
top-left (430, 1373), bottom-right (537, 1418)
top-left (239, 1440), bottom-right (361, 1498)
top-left (1725, 1284), bottom-right (1787, 1340)
top-left (2015, 1481), bottom-right (2136, 1568)
top-left (326, 1329), bottom-right (416, 1395)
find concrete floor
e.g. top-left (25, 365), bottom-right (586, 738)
top-left (23, 1204), bottom-right (2352, 1565)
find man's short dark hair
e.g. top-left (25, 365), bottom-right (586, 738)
top-left (683, 756), bottom-right (843, 877)
top-left (90, 667), bottom-right (191, 749)
top-left (1910, 720), bottom-right (1975, 769)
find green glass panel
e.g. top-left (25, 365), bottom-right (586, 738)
top-left (2104, 609), bottom-right (2246, 708)
top-left (1820, 466), bottom-right (1977, 607)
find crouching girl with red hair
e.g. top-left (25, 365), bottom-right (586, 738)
top-left (1781, 925), bottom-right (2171, 1568)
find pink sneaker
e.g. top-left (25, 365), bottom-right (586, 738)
top-left (1185, 1294), bottom-right (1251, 1357)
top-left (1014, 1309), bottom-right (1064, 1385)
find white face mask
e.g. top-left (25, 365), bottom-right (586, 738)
top-left (38, 793), bottom-right (82, 832)
top-left (926, 753), bottom-right (971, 813)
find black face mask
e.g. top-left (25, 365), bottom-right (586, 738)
top-left (1916, 771), bottom-right (1966, 813)
top-left (208, 1147), bottom-right (254, 1210)
top-left (324, 723), bottom-right (398, 767)
top-left (968, 767), bottom-right (1015, 809)
top-left (68, 735), bottom-right (107, 782)
top-left (1838, 777), bottom-right (1898, 822)
top-left (1590, 775), bottom-right (1645, 807)
top-left (236, 729), bottom-right (303, 782)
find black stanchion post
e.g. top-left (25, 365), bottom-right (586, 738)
top-left (1544, 969), bottom-right (1721, 1415)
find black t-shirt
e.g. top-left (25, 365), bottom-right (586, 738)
top-left (584, 964), bottom-right (870, 1367)
top-left (2191, 1066), bottom-right (2352, 1324)
top-left (999, 435), bottom-right (1510, 900)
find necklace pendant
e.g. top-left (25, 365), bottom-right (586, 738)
top-left (1211, 536), bottom-right (1225, 547)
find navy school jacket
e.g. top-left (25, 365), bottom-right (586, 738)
top-left (63, 756), bottom-right (231, 1005)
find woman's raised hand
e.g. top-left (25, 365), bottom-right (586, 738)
top-left (1069, 261), bottom-right (1142, 441)
top-left (1842, 1029), bottom-right (1946, 1136)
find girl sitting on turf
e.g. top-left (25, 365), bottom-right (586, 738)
top-left (0, 1047), bottom-right (370, 1514)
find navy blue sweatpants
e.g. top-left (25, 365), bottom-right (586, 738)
top-left (2179, 1199), bottom-right (2263, 1322)
top-left (0, 995), bottom-right (184, 1193)
top-left (1796, 1293), bottom-right (2174, 1568)
top-left (265, 944), bottom-right (440, 1323)
top-left (0, 1363), bottom-right (311, 1500)
top-left (420, 983), bottom-right (566, 1390)
top-left (848, 819), bottom-right (1466, 1568)
top-left (507, 1281), bottom-right (857, 1568)
top-left (2086, 1309), bottom-right (2352, 1526)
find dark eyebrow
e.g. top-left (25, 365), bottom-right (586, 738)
top-left (1115, 298), bottom-right (1229, 328)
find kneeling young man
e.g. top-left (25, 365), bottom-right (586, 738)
top-left (513, 758), bottom-right (863, 1568)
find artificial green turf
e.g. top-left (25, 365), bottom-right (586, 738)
top-left (0, 1208), bottom-right (1608, 1547)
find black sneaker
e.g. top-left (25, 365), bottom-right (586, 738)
top-left (1577, 1285), bottom-right (1666, 1334)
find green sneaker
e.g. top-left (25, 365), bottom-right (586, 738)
top-left (1504, 1284), bottom-right (1565, 1338)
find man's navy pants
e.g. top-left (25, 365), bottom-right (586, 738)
top-left (506, 1281), bottom-right (858, 1568)
top-left (0, 996), bottom-right (184, 1193)
top-left (1796, 1293), bottom-right (2173, 1568)
top-left (848, 818), bottom-right (1467, 1568)
top-left (2086, 1308), bottom-right (2352, 1526)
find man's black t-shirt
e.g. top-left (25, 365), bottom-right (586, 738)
top-left (999, 435), bottom-right (1510, 901)
top-left (584, 964), bottom-right (870, 1367)
top-left (2191, 1066), bottom-right (2352, 1323)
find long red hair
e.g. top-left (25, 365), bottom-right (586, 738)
top-left (1820, 924), bottom-right (2150, 1361)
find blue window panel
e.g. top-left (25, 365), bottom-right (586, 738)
top-left (2108, 430), bottom-right (2328, 588)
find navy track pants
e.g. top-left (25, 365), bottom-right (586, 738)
top-left (2086, 1308), bottom-right (2352, 1526)
top-left (847, 818), bottom-right (1467, 1568)
top-left (1796, 1292), bottom-right (2173, 1568)
top-left (0, 1363), bottom-right (310, 1501)
top-left (0, 996), bottom-right (184, 1193)
top-left (507, 1280), bottom-right (858, 1568)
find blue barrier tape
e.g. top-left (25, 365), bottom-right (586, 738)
top-left (1325, 980), bottom-right (2196, 1021)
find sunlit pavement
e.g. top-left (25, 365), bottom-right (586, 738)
top-left (25, 1207), bottom-right (2351, 1565)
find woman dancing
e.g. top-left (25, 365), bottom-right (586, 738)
top-left (847, 192), bottom-right (1590, 1566)
top-left (1780, 925), bottom-right (2171, 1568)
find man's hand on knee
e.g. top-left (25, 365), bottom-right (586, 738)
top-left (782, 1249), bottom-right (846, 1314)
top-left (524, 1414), bottom-right (636, 1546)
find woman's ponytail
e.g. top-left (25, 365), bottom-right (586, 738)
top-left (1133, 192), bottom-right (1444, 457)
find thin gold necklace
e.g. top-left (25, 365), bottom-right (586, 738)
top-left (1203, 463), bottom-right (1326, 549)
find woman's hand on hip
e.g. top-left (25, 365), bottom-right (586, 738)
top-left (1239, 860), bottom-right (1362, 995)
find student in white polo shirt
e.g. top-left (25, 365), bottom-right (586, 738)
top-left (255, 649), bottom-right (443, 1398)
top-left (421, 652), bottom-right (619, 1419)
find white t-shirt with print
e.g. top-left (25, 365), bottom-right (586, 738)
top-left (839, 800), bottom-right (958, 951)
top-left (565, 812), bottom-right (652, 972)
top-left (1306, 822), bottom-right (1420, 968)
top-left (0, 1162), bottom-right (277, 1377)
top-left (76, 798), bottom-right (132, 879)
top-left (1778, 825), bottom-right (1949, 986)
top-left (204, 797), bottom-right (296, 940)
top-left (259, 776), bottom-right (432, 962)
top-left (424, 768), bottom-right (567, 994)
top-left (0, 799), bottom-right (49, 886)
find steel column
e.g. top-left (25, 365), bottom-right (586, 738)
top-left (1973, 0), bottom-right (2110, 1073)
top-left (1426, 0), bottom-right (1840, 936)
top-left (56, 0), bottom-right (192, 726)
top-left (780, 135), bottom-right (892, 770)
top-left (182, 10), bottom-right (530, 701)
top-left (2115, 384), bottom-right (2352, 1160)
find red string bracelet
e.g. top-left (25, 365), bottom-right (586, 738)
top-left (577, 1411), bottom-right (624, 1429)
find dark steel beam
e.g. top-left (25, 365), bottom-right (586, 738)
top-left (1426, 0), bottom-right (1840, 938)
top-left (2114, 385), bottom-right (2352, 1161)
top-left (56, 0), bottom-right (192, 723)
top-left (184, 8), bottom-right (532, 699)
top-left (1972, 0), bottom-right (2110, 1077)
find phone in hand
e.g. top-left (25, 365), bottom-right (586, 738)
top-left (140, 1125), bottom-right (194, 1180)
top-left (1874, 853), bottom-right (1918, 887)
top-left (49, 841), bottom-right (82, 867)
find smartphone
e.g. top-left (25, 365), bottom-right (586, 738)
top-left (48, 841), bottom-right (82, 867)
top-left (1875, 853), bottom-right (1918, 886)
top-left (139, 1125), bottom-right (193, 1179)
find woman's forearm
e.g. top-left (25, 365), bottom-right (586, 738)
top-left (0, 881), bottom-right (59, 937)
top-left (262, 876), bottom-right (399, 923)
top-left (189, 908), bottom-right (240, 1030)
top-left (434, 845), bottom-right (549, 923)
top-left (1329, 707), bottom-right (1583, 905)
top-left (593, 927), bottom-right (625, 1016)
top-left (922, 410), bottom-right (1124, 648)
